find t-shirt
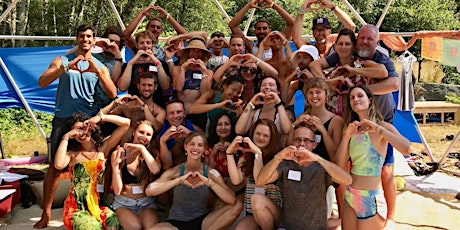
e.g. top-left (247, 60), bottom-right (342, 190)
top-left (93, 53), bottom-right (117, 108)
top-left (56, 54), bottom-right (104, 118)
top-left (325, 50), bottom-right (398, 122)
top-left (276, 160), bottom-right (332, 230)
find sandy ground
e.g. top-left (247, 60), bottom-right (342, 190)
top-left (0, 151), bottom-right (459, 230)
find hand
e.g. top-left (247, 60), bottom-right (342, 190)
top-left (226, 136), bottom-right (244, 154)
top-left (250, 92), bottom-right (265, 106)
top-left (152, 6), bottom-right (169, 18)
top-left (213, 142), bottom-right (225, 153)
top-left (176, 125), bottom-right (191, 137)
top-left (303, 0), bottom-right (327, 12)
top-left (263, 91), bottom-right (281, 105)
top-left (68, 55), bottom-right (93, 74)
top-left (293, 114), bottom-right (314, 128)
top-left (160, 126), bottom-right (179, 142)
top-left (165, 43), bottom-right (180, 59)
top-left (64, 128), bottom-right (85, 141)
top-left (260, 0), bottom-right (274, 9)
top-left (278, 146), bottom-right (298, 162)
top-left (219, 99), bottom-right (235, 110)
top-left (181, 58), bottom-right (196, 70)
top-left (123, 143), bottom-right (145, 157)
top-left (358, 119), bottom-right (379, 133)
top-left (242, 137), bottom-right (260, 154)
top-left (344, 121), bottom-right (362, 138)
top-left (247, 0), bottom-right (262, 9)
top-left (111, 146), bottom-right (125, 169)
top-left (318, 0), bottom-right (335, 9)
top-left (307, 115), bottom-right (326, 133)
top-left (179, 171), bottom-right (207, 189)
top-left (85, 115), bottom-right (101, 132)
top-left (296, 147), bottom-right (318, 166)
top-left (144, 51), bottom-right (159, 65)
top-left (95, 38), bottom-right (110, 50)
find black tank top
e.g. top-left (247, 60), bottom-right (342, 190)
top-left (313, 117), bottom-right (333, 161)
top-left (122, 161), bottom-right (140, 184)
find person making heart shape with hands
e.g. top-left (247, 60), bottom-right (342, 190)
top-left (226, 119), bottom-right (283, 230)
top-left (236, 76), bottom-right (292, 136)
top-left (146, 132), bottom-right (243, 230)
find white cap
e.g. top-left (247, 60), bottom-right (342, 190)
top-left (291, 45), bottom-right (319, 63)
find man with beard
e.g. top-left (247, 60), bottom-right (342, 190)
top-left (158, 100), bottom-right (202, 170)
top-left (118, 30), bottom-right (171, 108)
top-left (228, 0), bottom-right (294, 60)
top-left (124, 5), bottom-right (186, 61)
top-left (34, 25), bottom-right (117, 229)
top-left (102, 72), bottom-right (166, 136)
top-left (257, 124), bottom-right (351, 229)
top-left (293, 0), bottom-right (356, 57)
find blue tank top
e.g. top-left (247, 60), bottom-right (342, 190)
top-left (55, 54), bottom-right (104, 118)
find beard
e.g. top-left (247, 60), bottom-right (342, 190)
top-left (357, 48), bottom-right (371, 59)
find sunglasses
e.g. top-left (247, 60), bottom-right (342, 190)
top-left (240, 66), bottom-right (258, 74)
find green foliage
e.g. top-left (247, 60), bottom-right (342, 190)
top-left (445, 92), bottom-right (460, 104)
top-left (0, 108), bottom-right (53, 138)
top-left (441, 65), bottom-right (460, 85)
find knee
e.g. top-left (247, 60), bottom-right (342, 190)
top-left (230, 200), bottom-right (244, 217)
top-left (381, 166), bottom-right (394, 180)
top-left (250, 194), bottom-right (266, 212)
top-left (121, 220), bottom-right (142, 230)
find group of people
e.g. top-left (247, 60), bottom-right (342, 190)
top-left (34, 0), bottom-right (412, 229)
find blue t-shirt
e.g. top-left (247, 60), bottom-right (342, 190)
top-left (55, 54), bottom-right (104, 118)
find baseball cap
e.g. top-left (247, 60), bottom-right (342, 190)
top-left (291, 45), bottom-right (319, 63)
top-left (313, 17), bottom-right (331, 29)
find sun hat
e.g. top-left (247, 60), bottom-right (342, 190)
top-left (176, 36), bottom-right (211, 63)
top-left (291, 45), bottom-right (319, 63)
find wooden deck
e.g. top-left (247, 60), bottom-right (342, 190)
top-left (413, 101), bottom-right (460, 125)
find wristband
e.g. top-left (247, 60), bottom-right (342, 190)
top-left (298, 7), bottom-right (306, 15)
top-left (61, 138), bottom-right (69, 141)
top-left (166, 13), bottom-right (170, 19)
top-left (255, 58), bottom-right (261, 66)
top-left (248, 102), bottom-right (255, 110)
top-left (141, 104), bottom-right (146, 111)
top-left (165, 58), bottom-right (174, 63)
top-left (153, 60), bottom-right (161, 66)
top-left (99, 113), bottom-right (104, 121)
top-left (114, 57), bottom-right (122, 62)
top-left (274, 101), bottom-right (284, 109)
top-left (255, 150), bottom-right (262, 159)
top-left (283, 40), bottom-right (288, 46)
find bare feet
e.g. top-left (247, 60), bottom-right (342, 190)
top-left (33, 212), bottom-right (50, 229)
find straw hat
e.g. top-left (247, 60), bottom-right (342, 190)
top-left (176, 36), bottom-right (211, 63)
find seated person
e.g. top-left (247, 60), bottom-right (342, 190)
top-left (146, 132), bottom-right (243, 230)
top-left (111, 120), bottom-right (161, 229)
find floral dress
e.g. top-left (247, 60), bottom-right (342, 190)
top-left (63, 158), bottom-right (119, 230)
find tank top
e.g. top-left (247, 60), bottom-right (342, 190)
top-left (313, 117), bottom-right (333, 161)
top-left (121, 161), bottom-right (139, 184)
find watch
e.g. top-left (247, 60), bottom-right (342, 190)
top-left (114, 57), bottom-right (123, 62)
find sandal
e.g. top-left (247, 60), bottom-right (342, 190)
top-left (448, 152), bottom-right (460, 159)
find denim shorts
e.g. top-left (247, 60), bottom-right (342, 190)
top-left (112, 195), bottom-right (157, 215)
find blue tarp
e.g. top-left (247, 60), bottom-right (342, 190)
top-left (0, 46), bottom-right (72, 114)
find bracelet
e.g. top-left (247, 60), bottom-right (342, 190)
top-left (153, 60), bottom-right (161, 66)
top-left (274, 101), bottom-right (284, 109)
top-left (62, 62), bottom-right (69, 72)
top-left (255, 150), bottom-right (262, 159)
top-left (330, 5), bottom-right (336, 11)
top-left (255, 58), bottom-right (261, 66)
top-left (283, 40), bottom-right (288, 46)
top-left (166, 13), bottom-right (170, 19)
top-left (114, 57), bottom-right (122, 62)
top-left (202, 73), bottom-right (208, 78)
top-left (377, 125), bottom-right (384, 135)
top-left (61, 138), bottom-right (69, 141)
top-left (99, 113), bottom-right (104, 121)
top-left (248, 101), bottom-right (255, 110)
top-left (165, 58), bottom-right (174, 63)
top-left (178, 177), bottom-right (183, 185)
top-left (113, 99), bottom-right (119, 106)
top-left (206, 178), bottom-right (216, 188)
top-left (275, 154), bottom-right (283, 162)
top-left (298, 7), bottom-right (306, 15)
top-left (269, 2), bottom-right (275, 8)
top-left (113, 170), bottom-right (120, 174)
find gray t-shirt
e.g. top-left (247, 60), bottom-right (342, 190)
top-left (276, 160), bottom-right (332, 230)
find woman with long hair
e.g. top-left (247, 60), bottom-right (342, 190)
top-left (235, 76), bottom-right (292, 136)
top-left (54, 112), bottom-right (130, 229)
top-left (145, 132), bottom-right (243, 230)
top-left (226, 119), bottom-right (283, 230)
top-left (111, 120), bottom-right (161, 229)
top-left (336, 85), bottom-right (411, 230)
top-left (309, 28), bottom-right (388, 116)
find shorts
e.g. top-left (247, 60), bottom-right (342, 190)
top-left (49, 116), bottom-right (71, 162)
top-left (345, 186), bottom-right (387, 220)
top-left (112, 195), bottom-right (157, 215)
top-left (168, 213), bottom-right (207, 230)
top-left (383, 143), bottom-right (394, 166)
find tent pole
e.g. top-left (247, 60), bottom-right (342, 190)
top-left (212, 0), bottom-right (231, 21)
top-left (244, 9), bottom-right (256, 36)
top-left (0, 0), bottom-right (21, 23)
top-left (376, 0), bottom-right (394, 28)
top-left (0, 58), bottom-right (47, 140)
top-left (107, 0), bottom-right (126, 30)
top-left (340, 0), bottom-right (366, 26)
top-left (414, 123), bottom-right (436, 162)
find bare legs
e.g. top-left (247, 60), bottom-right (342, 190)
top-left (235, 194), bottom-right (281, 230)
top-left (203, 200), bottom-right (243, 230)
top-left (34, 165), bottom-right (61, 228)
top-left (381, 165), bottom-right (396, 226)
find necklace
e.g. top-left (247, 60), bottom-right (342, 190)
top-left (81, 151), bottom-right (98, 160)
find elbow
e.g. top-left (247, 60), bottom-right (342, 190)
top-left (54, 162), bottom-right (65, 171)
top-left (344, 175), bottom-right (353, 185)
top-left (113, 188), bottom-right (122, 196)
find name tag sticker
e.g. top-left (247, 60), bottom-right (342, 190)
top-left (288, 170), bottom-right (301, 181)
top-left (149, 65), bottom-right (158, 72)
top-left (255, 187), bottom-right (265, 194)
top-left (96, 184), bottom-right (104, 193)
top-left (132, 185), bottom-right (143, 194)
top-left (193, 73), bottom-right (203, 80)
top-left (315, 134), bottom-right (322, 143)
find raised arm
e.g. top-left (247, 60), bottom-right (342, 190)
top-left (88, 59), bottom-right (117, 99)
top-left (38, 56), bottom-right (64, 88)
top-left (235, 94), bottom-right (262, 135)
top-left (264, 0), bottom-right (295, 39)
top-left (226, 136), bottom-right (246, 185)
top-left (111, 147), bottom-right (124, 195)
top-left (228, 0), bottom-right (258, 37)
top-left (319, 0), bottom-right (356, 31)
top-left (292, 2), bottom-right (311, 49)
top-left (96, 114), bottom-right (131, 155)
top-left (152, 6), bottom-right (187, 35)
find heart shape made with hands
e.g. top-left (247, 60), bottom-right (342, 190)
top-left (69, 59), bottom-right (91, 74)
top-left (95, 39), bottom-right (110, 49)
top-left (182, 172), bottom-right (206, 189)
top-left (306, 0), bottom-right (324, 10)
